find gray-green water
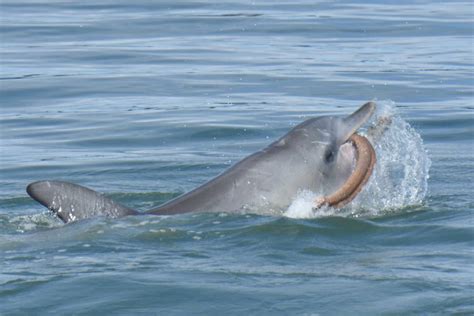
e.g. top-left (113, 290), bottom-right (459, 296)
top-left (1, 1), bottom-right (473, 314)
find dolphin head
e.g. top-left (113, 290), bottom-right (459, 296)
top-left (286, 102), bottom-right (376, 195)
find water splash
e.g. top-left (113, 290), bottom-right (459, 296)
top-left (8, 212), bottom-right (62, 233)
top-left (285, 100), bottom-right (431, 219)
top-left (284, 190), bottom-right (319, 218)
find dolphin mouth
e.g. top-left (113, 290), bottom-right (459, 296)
top-left (315, 133), bottom-right (376, 209)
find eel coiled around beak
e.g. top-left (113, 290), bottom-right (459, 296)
top-left (315, 133), bottom-right (376, 209)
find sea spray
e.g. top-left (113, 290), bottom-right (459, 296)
top-left (350, 100), bottom-right (431, 215)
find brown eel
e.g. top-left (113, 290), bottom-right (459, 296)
top-left (314, 133), bottom-right (376, 209)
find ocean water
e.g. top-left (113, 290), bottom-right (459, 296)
top-left (1, 0), bottom-right (473, 314)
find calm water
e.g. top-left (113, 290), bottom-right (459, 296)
top-left (1, 1), bottom-right (473, 314)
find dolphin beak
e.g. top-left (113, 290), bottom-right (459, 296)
top-left (340, 101), bottom-right (376, 141)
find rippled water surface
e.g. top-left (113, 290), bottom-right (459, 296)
top-left (1, 1), bottom-right (473, 314)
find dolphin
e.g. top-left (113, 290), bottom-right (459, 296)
top-left (27, 102), bottom-right (376, 223)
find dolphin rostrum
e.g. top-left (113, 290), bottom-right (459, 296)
top-left (27, 102), bottom-right (376, 223)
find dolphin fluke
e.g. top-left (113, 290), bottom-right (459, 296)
top-left (27, 181), bottom-right (138, 223)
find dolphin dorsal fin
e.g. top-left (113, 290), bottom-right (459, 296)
top-left (27, 181), bottom-right (137, 223)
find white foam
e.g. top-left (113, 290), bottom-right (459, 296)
top-left (284, 100), bottom-right (431, 219)
top-left (284, 190), bottom-right (319, 219)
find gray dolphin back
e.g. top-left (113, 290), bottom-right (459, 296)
top-left (27, 181), bottom-right (138, 223)
top-left (26, 102), bottom-right (376, 222)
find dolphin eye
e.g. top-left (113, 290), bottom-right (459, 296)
top-left (325, 149), bottom-right (336, 163)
